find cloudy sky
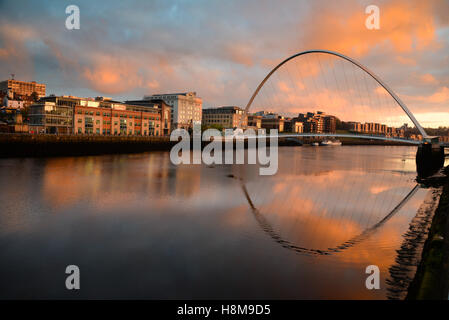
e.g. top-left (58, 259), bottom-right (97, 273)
top-left (0, 0), bottom-right (448, 127)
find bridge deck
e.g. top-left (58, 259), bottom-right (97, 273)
top-left (237, 133), bottom-right (422, 145)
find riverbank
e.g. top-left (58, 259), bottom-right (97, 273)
top-left (0, 134), bottom-right (176, 157)
top-left (406, 166), bottom-right (449, 300)
top-left (0, 133), bottom-right (418, 158)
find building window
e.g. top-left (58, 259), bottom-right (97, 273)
top-left (84, 117), bottom-right (93, 134)
top-left (120, 119), bottom-right (127, 134)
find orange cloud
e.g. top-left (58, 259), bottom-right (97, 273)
top-left (395, 56), bottom-right (416, 66)
top-left (300, 0), bottom-right (442, 58)
top-left (82, 55), bottom-right (145, 94)
top-left (224, 43), bottom-right (254, 66)
top-left (407, 86), bottom-right (449, 104)
top-left (427, 86), bottom-right (449, 103)
top-left (419, 73), bottom-right (438, 85)
top-left (0, 22), bottom-right (37, 78)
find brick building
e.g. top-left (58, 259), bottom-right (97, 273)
top-left (30, 96), bottom-right (171, 136)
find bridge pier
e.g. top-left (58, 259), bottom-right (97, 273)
top-left (416, 142), bottom-right (445, 178)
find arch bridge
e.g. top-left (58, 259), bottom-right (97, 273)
top-left (239, 50), bottom-right (446, 176)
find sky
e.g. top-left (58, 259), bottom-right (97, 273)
top-left (0, 0), bottom-right (448, 127)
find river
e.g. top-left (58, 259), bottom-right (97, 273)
top-left (0, 146), bottom-right (437, 299)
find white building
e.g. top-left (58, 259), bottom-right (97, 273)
top-left (2, 95), bottom-right (24, 109)
top-left (143, 92), bottom-right (202, 129)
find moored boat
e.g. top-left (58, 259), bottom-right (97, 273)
top-left (319, 139), bottom-right (342, 146)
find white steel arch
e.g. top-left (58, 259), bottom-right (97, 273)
top-left (242, 50), bottom-right (429, 139)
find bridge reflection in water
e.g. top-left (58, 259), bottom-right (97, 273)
top-left (232, 146), bottom-right (441, 299)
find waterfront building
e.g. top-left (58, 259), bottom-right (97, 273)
top-left (261, 114), bottom-right (285, 132)
top-left (29, 101), bottom-right (73, 134)
top-left (30, 95), bottom-right (87, 134)
top-left (302, 118), bottom-right (318, 133)
top-left (284, 118), bottom-right (304, 133)
top-left (125, 99), bottom-right (171, 136)
top-left (323, 115), bottom-right (336, 133)
top-left (143, 92), bottom-right (202, 129)
top-left (202, 106), bottom-right (247, 129)
top-left (296, 111), bottom-right (336, 134)
top-left (29, 95), bottom-right (170, 136)
top-left (349, 121), bottom-right (403, 137)
top-left (348, 121), bottom-right (362, 132)
top-left (73, 97), bottom-right (168, 136)
top-left (74, 104), bottom-right (163, 136)
top-left (247, 115), bottom-right (262, 129)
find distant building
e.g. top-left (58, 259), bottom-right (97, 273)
top-left (284, 118), bottom-right (304, 133)
top-left (0, 110), bottom-right (28, 133)
top-left (348, 121), bottom-right (362, 132)
top-left (296, 111), bottom-right (336, 134)
top-left (2, 96), bottom-right (24, 109)
top-left (143, 92), bottom-right (202, 129)
top-left (0, 79), bottom-right (46, 98)
top-left (0, 79), bottom-right (46, 108)
top-left (202, 106), bottom-right (247, 129)
top-left (254, 110), bottom-right (273, 117)
top-left (302, 118), bottom-right (318, 133)
top-left (247, 115), bottom-right (262, 129)
top-left (349, 120), bottom-right (404, 137)
top-left (323, 115), bottom-right (336, 133)
top-left (261, 114), bottom-right (285, 132)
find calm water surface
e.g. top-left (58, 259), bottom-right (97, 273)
top-left (0, 146), bottom-right (432, 299)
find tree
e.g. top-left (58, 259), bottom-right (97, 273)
top-left (201, 124), bottom-right (224, 132)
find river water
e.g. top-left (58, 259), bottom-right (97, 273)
top-left (0, 146), bottom-right (436, 299)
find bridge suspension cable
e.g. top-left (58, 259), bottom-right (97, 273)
top-left (241, 50), bottom-right (429, 139)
